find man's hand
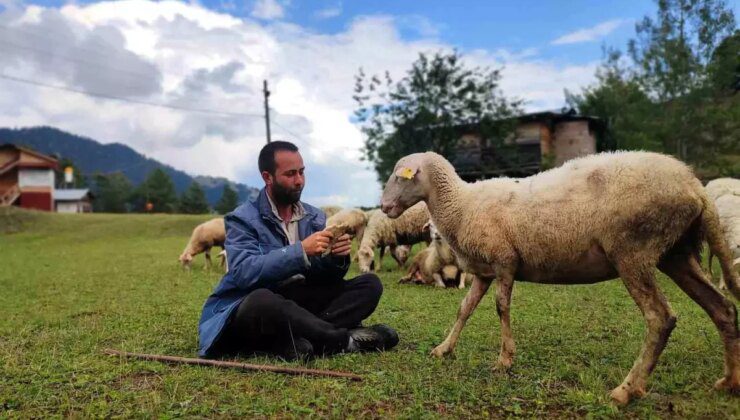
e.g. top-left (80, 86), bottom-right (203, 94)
top-left (330, 233), bottom-right (352, 257)
top-left (301, 230), bottom-right (333, 257)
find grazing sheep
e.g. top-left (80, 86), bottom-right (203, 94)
top-left (400, 220), bottom-right (468, 289)
top-left (179, 218), bottom-right (226, 269)
top-left (380, 151), bottom-right (740, 405)
top-left (709, 194), bottom-right (740, 290)
top-left (357, 202), bottom-right (431, 273)
top-left (320, 205), bottom-right (342, 218)
top-left (705, 177), bottom-right (740, 202)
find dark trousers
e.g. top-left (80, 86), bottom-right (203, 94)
top-left (216, 273), bottom-right (383, 355)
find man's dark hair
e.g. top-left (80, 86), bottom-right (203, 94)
top-left (258, 141), bottom-right (299, 175)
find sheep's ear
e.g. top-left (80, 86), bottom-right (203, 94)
top-left (395, 166), bottom-right (418, 180)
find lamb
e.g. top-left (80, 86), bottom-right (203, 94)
top-left (179, 218), bottom-right (226, 269)
top-left (327, 208), bottom-right (369, 245)
top-left (705, 177), bottom-right (740, 202)
top-left (380, 151), bottom-right (740, 405)
top-left (320, 205), bottom-right (342, 218)
top-left (709, 194), bottom-right (740, 290)
top-left (400, 220), bottom-right (468, 289)
top-left (357, 201), bottom-right (431, 273)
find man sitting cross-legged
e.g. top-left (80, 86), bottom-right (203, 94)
top-left (198, 141), bottom-right (398, 360)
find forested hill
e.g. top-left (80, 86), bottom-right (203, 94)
top-left (0, 126), bottom-right (258, 205)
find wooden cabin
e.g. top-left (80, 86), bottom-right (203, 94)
top-left (0, 144), bottom-right (58, 211)
top-left (452, 109), bottom-right (604, 181)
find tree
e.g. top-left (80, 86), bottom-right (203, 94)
top-left (566, 49), bottom-right (663, 152)
top-left (353, 50), bottom-right (522, 182)
top-left (180, 182), bottom-right (210, 214)
top-left (92, 172), bottom-right (133, 213)
top-left (215, 184), bottom-right (239, 214)
top-left (136, 168), bottom-right (178, 213)
top-left (569, 0), bottom-right (738, 175)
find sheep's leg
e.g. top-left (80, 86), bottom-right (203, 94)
top-left (458, 272), bottom-right (466, 290)
top-left (431, 276), bottom-right (492, 358)
top-left (659, 255), bottom-right (739, 394)
top-left (495, 272), bottom-right (515, 370)
top-left (204, 248), bottom-right (212, 269)
top-left (610, 263), bottom-right (676, 405)
top-left (378, 246), bottom-right (386, 271)
top-left (432, 273), bottom-right (446, 288)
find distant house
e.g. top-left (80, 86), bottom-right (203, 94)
top-left (0, 144), bottom-right (58, 211)
top-left (452, 108), bottom-right (605, 181)
top-left (54, 189), bottom-right (94, 213)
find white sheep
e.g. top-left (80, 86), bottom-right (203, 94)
top-left (380, 151), bottom-right (740, 405)
top-left (327, 208), bottom-right (369, 244)
top-left (400, 220), bottom-right (468, 289)
top-left (705, 177), bottom-right (740, 202)
top-left (179, 218), bottom-right (226, 270)
top-left (709, 194), bottom-right (740, 290)
top-left (357, 202), bottom-right (431, 273)
top-left (320, 205), bottom-right (342, 218)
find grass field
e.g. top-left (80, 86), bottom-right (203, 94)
top-left (1, 208), bottom-right (738, 418)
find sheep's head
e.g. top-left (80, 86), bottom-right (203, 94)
top-left (393, 245), bottom-right (411, 266)
top-left (179, 253), bottom-right (193, 269)
top-left (381, 153), bottom-right (428, 218)
top-left (426, 220), bottom-right (443, 243)
top-left (357, 245), bottom-right (375, 273)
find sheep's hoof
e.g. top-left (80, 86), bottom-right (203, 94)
top-left (609, 386), bottom-right (631, 406)
top-left (494, 357), bottom-right (513, 372)
top-left (430, 344), bottom-right (452, 358)
top-left (714, 376), bottom-right (740, 394)
top-left (457, 284), bottom-right (465, 290)
top-left (609, 384), bottom-right (645, 406)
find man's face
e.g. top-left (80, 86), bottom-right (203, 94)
top-left (263, 150), bottom-right (305, 205)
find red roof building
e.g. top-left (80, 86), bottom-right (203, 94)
top-left (0, 144), bottom-right (58, 211)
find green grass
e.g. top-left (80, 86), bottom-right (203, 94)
top-left (0, 208), bottom-right (737, 418)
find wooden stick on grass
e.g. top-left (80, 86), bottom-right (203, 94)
top-left (103, 348), bottom-right (362, 381)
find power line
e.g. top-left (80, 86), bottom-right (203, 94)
top-left (270, 118), bottom-right (310, 143)
top-left (0, 72), bottom-right (264, 118)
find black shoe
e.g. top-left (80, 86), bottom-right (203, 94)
top-left (275, 337), bottom-right (314, 361)
top-left (369, 324), bottom-right (399, 350)
top-left (347, 327), bottom-right (386, 352)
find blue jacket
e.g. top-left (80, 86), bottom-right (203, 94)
top-left (197, 188), bottom-right (350, 357)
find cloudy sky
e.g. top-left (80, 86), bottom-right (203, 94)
top-left (0, 0), bottom-right (684, 206)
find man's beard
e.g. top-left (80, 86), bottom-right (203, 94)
top-left (272, 181), bottom-right (302, 205)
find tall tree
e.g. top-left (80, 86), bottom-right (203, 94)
top-left (136, 168), bottom-right (178, 213)
top-left (353, 50), bottom-right (522, 182)
top-left (92, 172), bottom-right (132, 213)
top-left (569, 0), bottom-right (738, 176)
top-left (180, 182), bottom-right (210, 214)
top-left (215, 184), bottom-right (239, 214)
top-left (566, 49), bottom-right (663, 152)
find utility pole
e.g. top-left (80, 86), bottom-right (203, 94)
top-left (263, 80), bottom-right (271, 143)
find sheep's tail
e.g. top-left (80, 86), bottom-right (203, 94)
top-left (701, 194), bottom-right (740, 300)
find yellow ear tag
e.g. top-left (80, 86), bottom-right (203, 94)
top-left (398, 167), bottom-right (415, 179)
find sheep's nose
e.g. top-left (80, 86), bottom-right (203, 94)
top-left (380, 202), bottom-right (392, 214)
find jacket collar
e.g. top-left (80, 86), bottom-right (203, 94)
top-left (256, 188), bottom-right (317, 223)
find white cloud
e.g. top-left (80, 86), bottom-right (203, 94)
top-left (314, 3), bottom-right (341, 19)
top-left (0, 2), bottom-right (599, 207)
top-left (551, 19), bottom-right (627, 45)
top-left (251, 0), bottom-right (284, 20)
